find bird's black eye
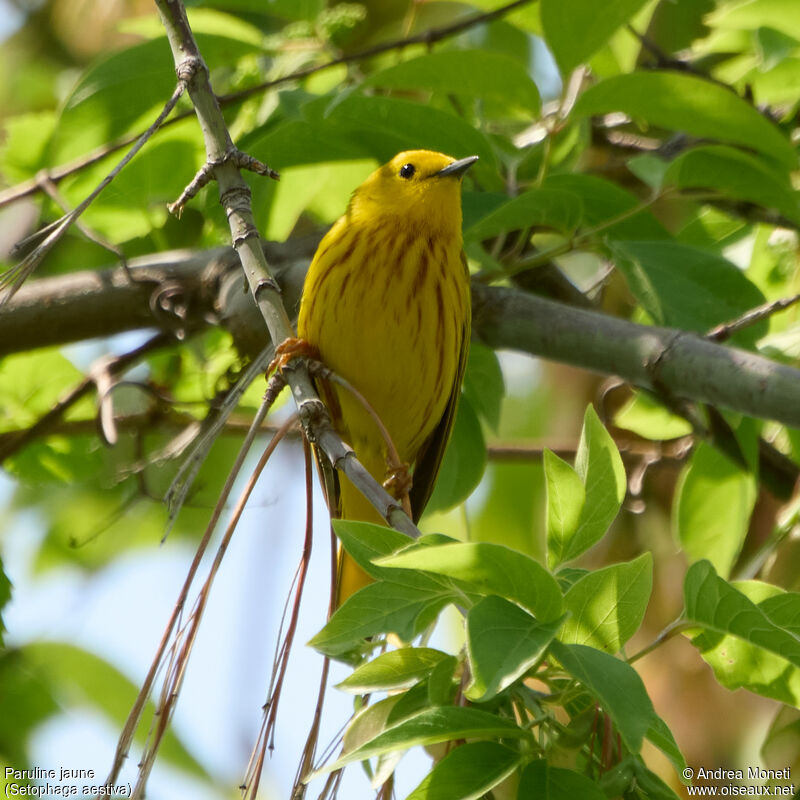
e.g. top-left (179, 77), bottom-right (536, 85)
top-left (399, 163), bottom-right (416, 179)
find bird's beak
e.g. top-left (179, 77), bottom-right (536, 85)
top-left (433, 155), bottom-right (479, 179)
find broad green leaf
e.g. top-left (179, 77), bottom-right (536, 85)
top-left (428, 655), bottom-right (459, 707)
top-left (24, 643), bottom-right (208, 779)
top-left (462, 342), bottom-right (505, 432)
top-left (548, 406), bottom-right (626, 567)
top-left (336, 648), bottom-right (450, 694)
top-left (405, 741), bottom-right (521, 800)
top-left (684, 561), bottom-right (800, 704)
top-left (664, 145), bottom-right (800, 225)
top-left (342, 693), bottom-right (409, 755)
top-left (243, 117), bottom-right (367, 170)
top-left (249, 92), bottom-right (499, 175)
top-left (120, 8), bottom-right (265, 46)
top-left (709, 0), bottom-right (800, 41)
top-left (611, 240), bottom-right (768, 348)
top-left (573, 71), bottom-right (796, 168)
top-left (313, 706), bottom-right (527, 775)
top-left (377, 541), bottom-right (564, 622)
top-left (630, 757), bottom-right (683, 800)
top-left (544, 173), bottom-right (669, 239)
top-left (332, 520), bottom-right (414, 580)
top-left (0, 111), bottom-right (57, 182)
top-left (427, 394), bottom-right (487, 514)
top-left (0, 558), bottom-right (9, 646)
top-left (365, 50), bottom-right (540, 112)
top-left (647, 715), bottom-right (689, 780)
top-left (762, 706), bottom-right (800, 775)
top-left (61, 126), bottom-right (204, 241)
top-left (550, 641), bottom-right (656, 752)
top-left (308, 578), bottom-right (456, 661)
top-left (544, 450), bottom-right (586, 564)
top-left (614, 391), bottom-right (693, 441)
top-left (518, 759), bottom-right (606, 799)
top-left (261, 159), bottom-right (374, 237)
top-left (0, 349), bottom-right (91, 431)
top-left (541, 0), bottom-right (651, 74)
top-left (466, 597), bottom-right (563, 701)
top-left (465, 188), bottom-right (583, 239)
top-left (675, 443), bottom-right (757, 578)
top-left (0, 648), bottom-right (59, 765)
top-left (322, 93), bottom-right (498, 171)
top-left (51, 34), bottom-right (259, 161)
top-left (560, 553), bottom-right (653, 652)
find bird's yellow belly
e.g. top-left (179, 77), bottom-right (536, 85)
top-left (321, 266), bottom-right (463, 469)
top-left (300, 223), bottom-right (467, 475)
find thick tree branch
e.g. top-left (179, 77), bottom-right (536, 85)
top-left (5, 251), bottom-right (800, 435)
top-left (470, 283), bottom-right (800, 429)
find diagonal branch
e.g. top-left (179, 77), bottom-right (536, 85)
top-left (153, 0), bottom-right (419, 539)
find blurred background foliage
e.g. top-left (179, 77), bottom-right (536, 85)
top-left (1, 0), bottom-right (800, 797)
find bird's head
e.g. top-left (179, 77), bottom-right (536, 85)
top-left (347, 150), bottom-right (478, 233)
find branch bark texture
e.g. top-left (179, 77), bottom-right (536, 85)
top-left (4, 252), bottom-right (800, 431)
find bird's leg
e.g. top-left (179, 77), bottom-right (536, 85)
top-left (383, 462), bottom-right (413, 518)
top-left (269, 337), bottom-right (320, 376)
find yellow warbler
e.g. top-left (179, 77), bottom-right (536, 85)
top-left (297, 150), bottom-right (476, 604)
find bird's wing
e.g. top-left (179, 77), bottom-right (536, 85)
top-left (409, 279), bottom-right (471, 522)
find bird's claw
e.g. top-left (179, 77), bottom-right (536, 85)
top-left (269, 337), bottom-right (320, 376)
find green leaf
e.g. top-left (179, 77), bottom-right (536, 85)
top-left (675, 443), bottom-right (757, 578)
top-left (428, 655), bottom-right (459, 707)
top-left (544, 450), bottom-right (586, 564)
top-left (466, 597), bottom-right (564, 701)
top-left (465, 188), bottom-right (583, 239)
top-left (709, 0), bottom-right (800, 42)
top-left (544, 174), bottom-right (669, 239)
top-left (550, 641), bottom-right (655, 752)
top-left (405, 741), bottom-right (521, 800)
top-left (541, 0), bottom-right (651, 74)
top-left (647, 715), bottom-right (689, 781)
top-left (611, 240), bottom-right (768, 348)
top-left (548, 406), bottom-right (626, 567)
top-left (336, 648), bottom-right (450, 694)
top-left (308, 578), bottom-right (456, 660)
top-left (23, 643), bottom-right (209, 779)
top-left (614, 391), bottom-right (693, 441)
top-left (518, 759), bottom-right (606, 799)
top-left (52, 34), bottom-right (259, 161)
top-left (0, 111), bottom-right (57, 182)
top-left (332, 520), bottom-right (414, 581)
top-left (559, 553), bottom-right (652, 652)
top-left (254, 92), bottom-right (498, 175)
top-left (664, 145), bottom-right (800, 225)
top-left (0, 649), bottom-right (58, 765)
top-left (364, 50), bottom-right (540, 112)
top-left (314, 706), bottom-right (527, 775)
top-left (684, 561), bottom-right (800, 704)
top-left (0, 558), bottom-right (10, 647)
top-left (426, 394), bottom-right (487, 514)
top-left (462, 342), bottom-right (505, 431)
top-left (573, 71), bottom-right (796, 168)
top-left (377, 541), bottom-right (564, 622)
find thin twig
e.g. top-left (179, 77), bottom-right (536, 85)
top-left (99, 388), bottom-right (279, 793)
top-left (706, 292), bottom-right (800, 343)
top-left (0, 82), bottom-right (186, 302)
top-left (0, 331), bottom-right (173, 463)
top-left (0, 0), bottom-right (535, 211)
top-left (627, 619), bottom-right (691, 664)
